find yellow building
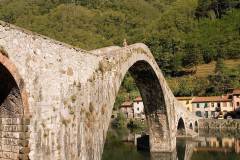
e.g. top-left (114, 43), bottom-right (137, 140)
top-left (176, 97), bottom-right (194, 112)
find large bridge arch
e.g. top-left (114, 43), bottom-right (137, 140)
top-left (0, 52), bottom-right (30, 159)
top-left (81, 44), bottom-right (179, 159)
top-left (111, 59), bottom-right (172, 152)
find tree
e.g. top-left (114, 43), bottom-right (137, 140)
top-left (215, 58), bottom-right (225, 73)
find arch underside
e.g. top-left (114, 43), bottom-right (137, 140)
top-left (0, 62), bottom-right (29, 160)
top-left (0, 63), bottom-right (23, 117)
top-left (127, 60), bottom-right (172, 152)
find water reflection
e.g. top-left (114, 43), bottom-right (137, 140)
top-left (102, 129), bottom-right (240, 160)
top-left (151, 151), bottom-right (177, 160)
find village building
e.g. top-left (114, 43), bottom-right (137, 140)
top-left (119, 96), bottom-right (145, 120)
top-left (119, 101), bottom-right (134, 119)
top-left (232, 89), bottom-right (240, 110)
top-left (176, 97), bottom-right (193, 112)
top-left (177, 89), bottom-right (240, 118)
top-left (191, 95), bottom-right (233, 118)
top-left (120, 88), bottom-right (240, 120)
top-left (133, 96), bottom-right (145, 120)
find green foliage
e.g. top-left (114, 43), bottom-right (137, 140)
top-left (112, 112), bottom-right (127, 129)
top-left (215, 58), bottom-right (225, 73)
top-left (206, 63), bottom-right (240, 95)
top-left (127, 119), bottom-right (147, 131)
top-left (195, 0), bottom-right (240, 18)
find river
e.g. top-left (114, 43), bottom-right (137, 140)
top-left (102, 129), bottom-right (240, 160)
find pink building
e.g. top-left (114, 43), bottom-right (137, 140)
top-left (232, 89), bottom-right (240, 110)
top-left (119, 101), bottom-right (134, 119)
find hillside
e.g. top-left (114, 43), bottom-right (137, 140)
top-left (196, 59), bottom-right (240, 78)
top-left (167, 58), bottom-right (240, 97)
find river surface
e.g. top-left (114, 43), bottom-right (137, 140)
top-left (102, 129), bottom-right (240, 160)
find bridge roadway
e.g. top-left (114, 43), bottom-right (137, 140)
top-left (0, 21), bottom-right (199, 160)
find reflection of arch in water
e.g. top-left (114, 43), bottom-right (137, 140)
top-left (151, 141), bottom-right (197, 160)
top-left (177, 140), bottom-right (186, 160)
top-left (194, 121), bottom-right (199, 133)
top-left (151, 150), bottom-right (177, 160)
top-left (184, 141), bottom-right (196, 160)
top-left (177, 117), bottom-right (186, 136)
top-left (119, 60), bottom-right (171, 152)
top-left (176, 140), bottom-right (196, 160)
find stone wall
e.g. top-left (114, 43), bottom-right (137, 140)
top-left (0, 118), bottom-right (30, 159)
top-left (199, 119), bottom-right (240, 129)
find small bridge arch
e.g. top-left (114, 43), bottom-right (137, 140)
top-left (177, 117), bottom-right (186, 136)
top-left (189, 123), bottom-right (193, 130)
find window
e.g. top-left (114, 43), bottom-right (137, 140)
top-left (211, 111), bottom-right (215, 117)
top-left (187, 107), bottom-right (190, 111)
top-left (217, 103), bottom-right (220, 108)
top-left (211, 103), bottom-right (214, 107)
top-left (197, 103), bottom-right (200, 108)
top-left (186, 100), bottom-right (189, 104)
top-left (196, 111), bottom-right (202, 117)
top-left (137, 107), bottom-right (139, 111)
top-left (204, 103), bottom-right (208, 108)
top-left (205, 111), bottom-right (208, 118)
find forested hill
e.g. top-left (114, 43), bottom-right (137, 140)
top-left (0, 0), bottom-right (240, 98)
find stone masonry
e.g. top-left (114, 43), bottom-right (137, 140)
top-left (0, 21), bottom-right (199, 160)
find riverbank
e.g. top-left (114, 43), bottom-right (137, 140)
top-left (199, 119), bottom-right (240, 130)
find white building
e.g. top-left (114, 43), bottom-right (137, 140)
top-left (133, 96), bottom-right (145, 120)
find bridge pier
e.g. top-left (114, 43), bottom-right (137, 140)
top-left (148, 114), bottom-right (176, 152)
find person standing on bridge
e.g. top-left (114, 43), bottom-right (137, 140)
top-left (123, 38), bottom-right (128, 47)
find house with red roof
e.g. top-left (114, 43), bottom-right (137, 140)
top-left (119, 96), bottom-right (145, 120)
top-left (119, 101), bottom-right (134, 119)
top-left (191, 95), bottom-right (233, 118)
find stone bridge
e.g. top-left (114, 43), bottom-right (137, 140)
top-left (0, 21), bottom-right (199, 160)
